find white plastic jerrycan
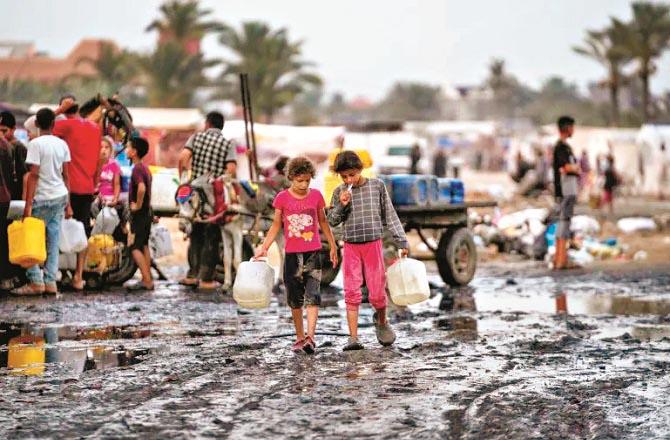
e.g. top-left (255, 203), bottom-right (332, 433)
top-left (232, 258), bottom-right (275, 309)
top-left (59, 219), bottom-right (88, 254)
top-left (386, 252), bottom-right (431, 306)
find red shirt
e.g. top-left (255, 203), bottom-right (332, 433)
top-left (54, 117), bottom-right (102, 194)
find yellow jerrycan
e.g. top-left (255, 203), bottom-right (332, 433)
top-left (86, 234), bottom-right (116, 271)
top-left (8, 336), bottom-right (46, 376)
top-left (8, 217), bottom-right (46, 268)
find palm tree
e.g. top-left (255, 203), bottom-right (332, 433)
top-left (614, 2), bottom-right (670, 121)
top-left (146, 0), bottom-right (222, 53)
top-left (573, 25), bottom-right (630, 126)
top-left (76, 41), bottom-right (138, 95)
top-left (139, 42), bottom-right (217, 107)
top-left (218, 21), bottom-right (323, 122)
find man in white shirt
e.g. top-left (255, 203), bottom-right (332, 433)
top-left (12, 108), bottom-right (72, 296)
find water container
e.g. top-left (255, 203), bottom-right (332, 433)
top-left (7, 336), bottom-right (45, 376)
top-left (59, 252), bottom-right (77, 270)
top-left (324, 172), bottom-right (342, 206)
top-left (377, 175), bottom-right (394, 202)
top-left (8, 217), bottom-right (46, 268)
top-left (233, 258), bottom-right (275, 309)
top-left (390, 174), bottom-right (430, 206)
top-left (86, 234), bottom-right (116, 270)
top-left (149, 224), bottom-right (173, 259)
top-left (150, 167), bottom-right (180, 212)
top-left (437, 178), bottom-right (465, 204)
top-left (60, 219), bottom-right (88, 254)
top-left (386, 255), bottom-right (431, 306)
top-left (92, 207), bottom-right (119, 236)
top-left (426, 175), bottom-right (439, 205)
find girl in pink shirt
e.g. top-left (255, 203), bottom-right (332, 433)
top-left (256, 157), bottom-right (338, 354)
top-left (97, 136), bottom-right (121, 206)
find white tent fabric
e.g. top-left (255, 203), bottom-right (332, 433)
top-left (636, 124), bottom-right (670, 195)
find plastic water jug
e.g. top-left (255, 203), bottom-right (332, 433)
top-left (426, 175), bottom-right (439, 205)
top-left (8, 336), bottom-right (46, 376)
top-left (59, 252), bottom-right (77, 270)
top-left (450, 179), bottom-right (465, 203)
top-left (390, 174), bottom-right (430, 206)
top-left (386, 255), bottom-right (430, 306)
top-left (92, 207), bottom-right (120, 236)
top-left (86, 234), bottom-right (116, 270)
top-left (59, 219), bottom-right (88, 254)
top-left (377, 175), bottom-right (394, 202)
top-left (8, 217), bottom-right (46, 268)
top-left (149, 224), bottom-right (173, 259)
top-left (438, 178), bottom-right (465, 204)
top-left (233, 258), bottom-right (275, 309)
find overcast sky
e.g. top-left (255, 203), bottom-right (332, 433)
top-left (3, 0), bottom-right (670, 100)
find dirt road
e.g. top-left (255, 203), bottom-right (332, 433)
top-left (1, 261), bottom-right (670, 439)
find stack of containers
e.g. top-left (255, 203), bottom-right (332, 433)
top-left (378, 174), bottom-right (394, 202)
top-left (389, 174), bottom-right (431, 206)
top-left (437, 178), bottom-right (465, 204)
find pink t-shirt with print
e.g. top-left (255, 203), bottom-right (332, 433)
top-left (98, 159), bottom-right (121, 201)
top-left (272, 189), bottom-right (325, 254)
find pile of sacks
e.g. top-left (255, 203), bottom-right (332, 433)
top-left (471, 208), bottom-right (628, 267)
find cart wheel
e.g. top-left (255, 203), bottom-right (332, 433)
top-left (436, 227), bottom-right (477, 286)
top-left (106, 246), bottom-right (137, 285)
top-left (84, 272), bottom-right (104, 291)
top-left (320, 245), bottom-right (342, 286)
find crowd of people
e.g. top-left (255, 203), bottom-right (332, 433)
top-left (0, 93), bottom-right (625, 355)
top-left (0, 96), bottom-right (154, 296)
top-left (1, 99), bottom-right (412, 354)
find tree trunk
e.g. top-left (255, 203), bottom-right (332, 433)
top-left (641, 67), bottom-right (650, 123)
top-left (609, 81), bottom-right (620, 127)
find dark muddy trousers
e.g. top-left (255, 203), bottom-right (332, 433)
top-left (187, 222), bottom-right (221, 282)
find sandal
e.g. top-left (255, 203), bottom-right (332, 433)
top-left (302, 336), bottom-right (316, 354)
top-left (71, 279), bottom-right (86, 292)
top-left (196, 281), bottom-right (221, 293)
top-left (44, 282), bottom-right (58, 295)
top-left (343, 337), bottom-right (365, 351)
top-left (126, 282), bottom-right (154, 292)
top-left (11, 283), bottom-right (45, 296)
top-left (179, 277), bottom-right (199, 287)
top-left (0, 278), bottom-right (15, 292)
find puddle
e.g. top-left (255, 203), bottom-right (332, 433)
top-left (467, 276), bottom-right (670, 317)
top-left (0, 321), bottom-right (200, 377)
top-left (0, 334), bottom-right (159, 376)
top-left (473, 289), bottom-right (670, 316)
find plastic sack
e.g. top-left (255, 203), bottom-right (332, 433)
top-left (570, 215), bottom-right (600, 236)
top-left (149, 224), bottom-right (173, 259)
top-left (617, 217), bottom-right (657, 234)
top-left (91, 207), bottom-right (120, 235)
top-left (59, 219), bottom-right (88, 253)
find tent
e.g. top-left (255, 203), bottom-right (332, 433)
top-left (636, 124), bottom-right (670, 195)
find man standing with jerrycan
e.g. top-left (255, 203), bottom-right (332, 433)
top-left (53, 96), bottom-right (102, 291)
top-left (178, 111), bottom-right (237, 292)
top-left (552, 116), bottom-right (579, 270)
top-left (13, 108), bottom-right (71, 296)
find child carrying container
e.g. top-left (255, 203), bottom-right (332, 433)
top-left (256, 157), bottom-right (338, 354)
top-left (328, 151), bottom-right (409, 351)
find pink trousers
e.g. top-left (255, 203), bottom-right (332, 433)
top-left (343, 239), bottom-right (387, 311)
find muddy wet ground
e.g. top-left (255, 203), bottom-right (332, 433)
top-left (1, 261), bottom-right (670, 439)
